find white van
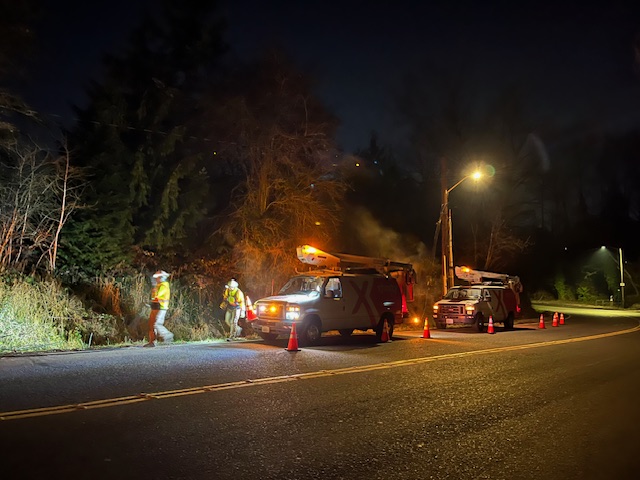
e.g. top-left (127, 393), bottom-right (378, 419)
top-left (252, 271), bottom-right (404, 345)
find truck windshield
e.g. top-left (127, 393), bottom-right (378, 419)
top-left (278, 276), bottom-right (323, 296)
top-left (444, 288), bottom-right (482, 300)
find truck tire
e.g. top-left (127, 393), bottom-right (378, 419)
top-left (299, 318), bottom-right (322, 346)
top-left (476, 313), bottom-right (485, 332)
top-left (338, 329), bottom-right (354, 337)
top-left (504, 312), bottom-right (515, 330)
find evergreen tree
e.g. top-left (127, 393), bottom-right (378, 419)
top-left (64, 0), bottom-right (227, 273)
top-left (207, 51), bottom-right (346, 295)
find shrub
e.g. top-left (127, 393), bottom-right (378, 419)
top-left (0, 276), bottom-right (86, 353)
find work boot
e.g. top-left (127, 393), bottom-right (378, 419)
top-left (143, 341), bottom-right (156, 348)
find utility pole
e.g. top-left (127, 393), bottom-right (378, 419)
top-left (440, 158), bottom-right (449, 296)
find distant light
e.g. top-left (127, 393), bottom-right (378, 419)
top-left (355, 162), bottom-right (360, 167)
top-left (315, 221), bottom-right (321, 226)
top-left (601, 246), bottom-right (606, 250)
top-left (471, 171), bottom-right (482, 180)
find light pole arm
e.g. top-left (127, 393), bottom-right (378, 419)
top-left (446, 175), bottom-right (470, 195)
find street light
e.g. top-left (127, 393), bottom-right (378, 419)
top-left (441, 171), bottom-right (482, 295)
top-left (600, 246), bottom-right (625, 308)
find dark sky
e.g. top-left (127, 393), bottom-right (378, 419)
top-left (23, 0), bottom-right (640, 152)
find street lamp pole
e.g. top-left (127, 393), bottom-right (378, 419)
top-left (440, 172), bottom-right (481, 295)
top-left (619, 247), bottom-right (625, 308)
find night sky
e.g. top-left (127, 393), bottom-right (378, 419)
top-left (23, 0), bottom-right (640, 153)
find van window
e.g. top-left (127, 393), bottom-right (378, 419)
top-left (325, 278), bottom-right (343, 298)
top-left (279, 276), bottom-right (323, 295)
top-left (444, 287), bottom-right (481, 300)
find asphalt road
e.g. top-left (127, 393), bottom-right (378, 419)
top-left (1, 310), bottom-right (640, 480)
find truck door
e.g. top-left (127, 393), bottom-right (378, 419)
top-left (485, 288), bottom-right (507, 321)
top-left (320, 277), bottom-right (346, 331)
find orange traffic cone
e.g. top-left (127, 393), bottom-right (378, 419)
top-left (285, 322), bottom-right (300, 352)
top-left (422, 318), bottom-right (431, 339)
top-left (487, 315), bottom-right (495, 334)
top-left (380, 320), bottom-right (390, 343)
top-left (539, 314), bottom-right (546, 329)
top-left (552, 312), bottom-right (558, 327)
top-left (560, 313), bottom-right (565, 325)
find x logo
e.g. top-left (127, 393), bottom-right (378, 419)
top-left (350, 280), bottom-right (375, 325)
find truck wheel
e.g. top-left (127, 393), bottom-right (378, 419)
top-left (258, 333), bottom-right (278, 343)
top-left (476, 313), bottom-right (485, 332)
top-left (299, 319), bottom-right (322, 346)
top-left (338, 329), bottom-right (354, 337)
top-left (505, 312), bottom-right (515, 330)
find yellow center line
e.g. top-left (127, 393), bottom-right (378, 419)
top-left (2, 324), bottom-right (638, 421)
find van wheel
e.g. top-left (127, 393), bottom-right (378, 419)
top-left (476, 313), bottom-right (485, 332)
top-left (299, 319), bottom-right (322, 346)
top-left (505, 312), bottom-right (515, 330)
top-left (338, 329), bottom-right (354, 337)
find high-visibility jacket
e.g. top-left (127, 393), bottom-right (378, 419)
top-left (151, 281), bottom-right (170, 310)
top-left (222, 287), bottom-right (245, 312)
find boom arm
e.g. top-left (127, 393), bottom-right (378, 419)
top-left (297, 245), bottom-right (413, 274)
top-left (455, 266), bottom-right (522, 292)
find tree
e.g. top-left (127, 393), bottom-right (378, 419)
top-left (65, 0), bottom-right (227, 273)
top-left (0, 141), bottom-right (82, 273)
top-left (0, 0), bottom-right (39, 145)
top-left (210, 52), bottom-right (347, 295)
top-left (397, 73), bottom-right (540, 271)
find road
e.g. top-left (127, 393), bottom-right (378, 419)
top-left (1, 310), bottom-right (640, 479)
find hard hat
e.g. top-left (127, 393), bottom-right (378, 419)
top-left (228, 279), bottom-right (238, 289)
top-left (153, 270), bottom-right (169, 279)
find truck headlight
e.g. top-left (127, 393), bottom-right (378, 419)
top-left (285, 306), bottom-right (300, 320)
top-left (465, 305), bottom-right (475, 314)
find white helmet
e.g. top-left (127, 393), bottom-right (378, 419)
top-left (228, 279), bottom-right (239, 289)
top-left (153, 270), bottom-right (169, 280)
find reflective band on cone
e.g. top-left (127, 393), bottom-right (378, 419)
top-left (381, 320), bottom-right (390, 343)
top-left (286, 322), bottom-right (300, 352)
top-left (422, 318), bottom-right (431, 339)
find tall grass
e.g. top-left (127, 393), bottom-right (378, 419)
top-left (0, 277), bottom-right (86, 353)
top-left (0, 272), bottom-right (231, 353)
top-left (89, 273), bottom-right (227, 343)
